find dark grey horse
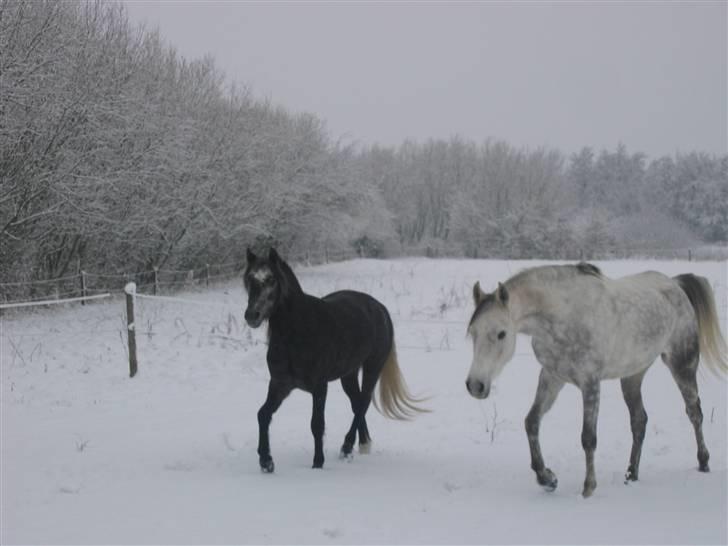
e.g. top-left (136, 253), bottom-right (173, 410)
top-left (465, 263), bottom-right (727, 497)
top-left (244, 248), bottom-right (426, 473)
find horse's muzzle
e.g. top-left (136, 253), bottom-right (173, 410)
top-left (244, 309), bottom-right (263, 328)
top-left (466, 378), bottom-right (490, 399)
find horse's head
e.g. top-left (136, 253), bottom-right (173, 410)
top-left (243, 247), bottom-right (286, 328)
top-left (465, 281), bottom-right (517, 399)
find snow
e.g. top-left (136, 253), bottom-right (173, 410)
top-left (2, 258), bottom-right (727, 545)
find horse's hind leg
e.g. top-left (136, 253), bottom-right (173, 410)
top-left (664, 351), bottom-right (710, 472)
top-left (525, 368), bottom-right (565, 492)
top-left (357, 357), bottom-right (386, 453)
top-left (621, 369), bottom-right (649, 482)
top-left (340, 372), bottom-right (363, 458)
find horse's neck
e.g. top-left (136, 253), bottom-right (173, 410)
top-left (508, 276), bottom-right (558, 337)
top-left (279, 261), bottom-right (303, 295)
top-left (269, 291), bottom-right (312, 335)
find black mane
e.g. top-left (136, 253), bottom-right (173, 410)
top-left (576, 262), bottom-right (602, 277)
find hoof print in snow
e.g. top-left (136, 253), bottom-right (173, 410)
top-left (322, 528), bottom-right (341, 539)
top-left (443, 481), bottom-right (461, 493)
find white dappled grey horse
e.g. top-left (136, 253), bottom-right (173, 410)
top-left (465, 263), bottom-right (727, 497)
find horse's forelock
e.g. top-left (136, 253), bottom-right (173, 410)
top-left (468, 293), bottom-right (497, 330)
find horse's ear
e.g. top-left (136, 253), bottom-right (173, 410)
top-left (246, 247), bottom-right (256, 264)
top-left (268, 247), bottom-right (279, 263)
top-left (473, 281), bottom-right (485, 305)
top-left (496, 282), bottom-right (509, 306)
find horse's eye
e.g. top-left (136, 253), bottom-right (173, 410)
top-left (497, 331), bottom-right (506, 340)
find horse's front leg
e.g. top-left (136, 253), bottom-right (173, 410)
top-left (311, 382), bottom-right (328, 468)
top-left (257, 379), bottom-right (293, 473)
top-left (580, 379), bottom-right (601, 497)
top-left (525, 368), bottom-right (565, 492)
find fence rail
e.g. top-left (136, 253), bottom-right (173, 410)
top-left (1, 246), bottom-right (725, 309)
top-left (0, 248), bottom-right (358, 308)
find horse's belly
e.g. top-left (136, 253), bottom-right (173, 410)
top-left (598, 319), bottom-right (674, 379)
top-left (599, 351), bottom-right (660, 380)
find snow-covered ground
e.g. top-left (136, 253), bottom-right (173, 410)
top-left (2, 258), bottom-right (726, 545)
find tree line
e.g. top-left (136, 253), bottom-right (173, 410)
top-left (1, 1), bottom-right (726, 285)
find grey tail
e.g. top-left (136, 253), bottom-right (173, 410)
top-left (675, 274), bottom-right (728, 377)
top-left (373, 341), bottom-right (430, 420)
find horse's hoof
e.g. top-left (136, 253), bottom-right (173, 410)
top-left (359, 442), bottom-right (371, 455)
top-left (260, 459), bottom-right (275, 473)
top-left (339, 449), bottom-right (354, 462)
top-left (537, 468), bottom-right (558, 492)
top-left (624, 469), bottom-right (638, 483)
top-left (312, 456), bottom-right (324, 469)
top-left (582, 480), bottom-right (597, 498)
top-left (699, 462), bottom-right (710, 473)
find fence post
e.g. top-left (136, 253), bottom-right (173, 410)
top-left (80, 270), bottom-right (87, 305)
top-left (124, 282), bottom-right (138, 378)
top-left (205, 264), bottom-right (210, 288)
top-left (153, 267), bottom-right (159, 295)
top-left (688, 249), bottom-right (692, 262)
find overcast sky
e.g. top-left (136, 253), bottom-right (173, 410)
top-left (124, 1), bottom-right (726, 158)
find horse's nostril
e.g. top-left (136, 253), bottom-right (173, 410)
top-left (467, 379), bottom-right (486, 397)
top-left (245, 309), bottom-right (260, 322)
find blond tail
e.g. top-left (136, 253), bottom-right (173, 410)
top-left (372, 341), bottom-right (429, 420)
top-left (676, 274), bottom-right (728, 377)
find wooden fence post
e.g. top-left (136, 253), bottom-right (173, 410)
top-left (688, 249), bottom-right (692, 262)
top-left (80, 270), bottom-right (87, 305)
top-left (205, 264), bottom-right (210, 288)
top-left (153, 267), bottom-right (159, 295)
top-left (124, 282), bottom-right (138, 378)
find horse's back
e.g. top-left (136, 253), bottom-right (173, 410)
top-left (321, 289), bottom-right (394, 356)
top-left (608, 271), bottom-right (693, 319)
top-left (322, 290), bottom-right (390, 322)
top-left (540, 269), bottom-right (693, 380)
